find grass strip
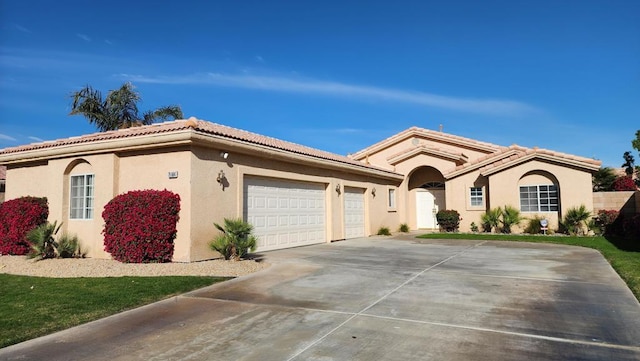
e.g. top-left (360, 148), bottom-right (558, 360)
top-left (0, 275), bottom-right (227, 348)
top-left (417, 233), bottom-right (640, 301)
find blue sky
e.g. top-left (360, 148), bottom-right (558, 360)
top-left (1, 0), bottom-right (638, 168)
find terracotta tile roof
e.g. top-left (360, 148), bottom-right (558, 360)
top-left (0, 118), bottom-right (400, 176)
top-left (351, 126), bottom-right (501, 160)
top-left (445, 144), bottom-right (601, 178)
top-left (0, 165), bottom-right (5, 181)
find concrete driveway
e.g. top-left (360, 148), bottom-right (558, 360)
top-left (2, 237), bottom-right (640, 360)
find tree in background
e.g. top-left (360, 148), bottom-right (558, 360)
top-left (621, 130), bottom-right (640, 187)
top-left (622, 151), bottom-right (636, 176)
top-left (69, 82), bottom-right (183, 132)
top-left (592, 167), bottom-right (616, 192)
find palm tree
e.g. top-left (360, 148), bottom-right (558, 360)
top-left (563, 205), bottom-right (592, 236)
top-left (481, 207), bottom-right (502, 233)
top-left (209, 218), bottom-right (257, 261)
top-left (27, 221), bottom-right (62, 260)
top-left (500, 205), bottom-right (524, 234)
top-left (69, 82), bottom-right (183, 132)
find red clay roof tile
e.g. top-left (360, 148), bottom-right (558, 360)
top-left (0, 118), bottom-right (399, 176)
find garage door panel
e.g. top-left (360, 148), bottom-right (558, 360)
top-left (344, 187), bottom-right (365, 239)
top-left (245, 177), bottom-right (326, 252)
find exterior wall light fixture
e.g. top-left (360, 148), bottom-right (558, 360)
top-left (217, 170), bottom-right (225, 183)
top-left (371, 187), bottom-right (376, 197)
top-left (220, 152), bottom-right (229, 159)
top-left (335, 184), bottom-right (341, 194)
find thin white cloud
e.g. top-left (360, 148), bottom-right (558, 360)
top-left (119, 72), bottom-right (539, 116)
top-left (255, 55), bottom-right (264, 63)
top-left (14, 24), bottom-right (31, 33)
top-left (0, 134), bottom-right (17, 142)
top-left (76, 33), bottom-right (91, 42)
top-left (105, 39), bottom-right (113, 45)
top-left (28, 136), bottom-right (44, 142)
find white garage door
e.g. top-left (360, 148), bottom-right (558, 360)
top-left (344, 187), bottom-right (365, 239)
top-left (244, 176), bottom-right (326, 252)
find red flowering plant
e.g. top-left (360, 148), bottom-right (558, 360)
top-left (0, 196), bottom-right (49, 255)
top-left (613, 176), bottom-right (638, 191)
top-left (102, 190), bottom-right (180, 263)
top-left (594, 210), bottom-right (619, 235)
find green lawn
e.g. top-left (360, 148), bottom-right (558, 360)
top-left (0, 275), bottom-right (228, 348)
top-left (417, 233), bottom-right (640, 301)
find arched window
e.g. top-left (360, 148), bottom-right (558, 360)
top-left (518, 171), bottom-right (559, 212)
top-left (65, 160), bottom-right (95, 220)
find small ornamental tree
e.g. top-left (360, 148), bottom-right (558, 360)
top-left (613, 176), bottom-right (638, 191)
top-left (0, 196), bottom-right (49, 255)
top-left (436, 210), bottom-right (460, 232)
top-left (103, 190), bottom-right (180, 263)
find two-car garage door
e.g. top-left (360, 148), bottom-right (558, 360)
top-left (244, 177), bottom-right (326, 252)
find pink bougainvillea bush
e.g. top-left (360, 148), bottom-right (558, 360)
top-left (0, 196), bottom-right (49, 255)
top-left (613, 176), bottom-right (638, 191)
top-left (102, 190), bottom-right (180, 263)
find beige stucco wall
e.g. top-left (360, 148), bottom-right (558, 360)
top-left (484, 160), bottom-right (593, 232)
top-left (361, 135), bottom-right (596, 234)
top-left (189, 145), bottom-right (401, 261)
top-left (116, 147), bottom-right (193, 261)
top-left (4, 137), bottom-right (401, 262)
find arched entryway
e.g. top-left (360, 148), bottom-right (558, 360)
top-left (408, 167), bottom-right (446, 229)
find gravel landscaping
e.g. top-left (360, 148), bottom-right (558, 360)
top-left (0, 255), bottom-right (270, 278)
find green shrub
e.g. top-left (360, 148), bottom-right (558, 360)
top-left (210, 218), bottom-right (257, 260)
top-left (563, 205), bottom-right (591, 236)
top-left (27, 221), bottom-right (62, 260)
top-left (594, 210), bottom-right (619, 235)
top-left (57, 233), bottom-right (85, 258)
top-left (524, 216), bottom-right (544, 234)
top-left (470, 222), bottom-right (479, 233)
top-left (480, 208), bottom-right (501, 233)
top-left (377, 226), bottom-right (391, 236)
top-left (436, 210), bottom-right (460, 232)
top-left (398, 223), bottom-right (409, 233)
top-left (500, 206), bottom-right (523, 234)
top-left (26, 221), bottom-right (85, 260)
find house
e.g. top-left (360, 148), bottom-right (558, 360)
top-left (350, 127), bottom-right (600, 232)
top-left (0, 118), bottom-right (600, 262)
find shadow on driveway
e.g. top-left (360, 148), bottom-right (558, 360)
top-left (2, 237), bottom-right (640, 360)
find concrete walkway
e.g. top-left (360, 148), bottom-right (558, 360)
top-left (2, 237), bottom-right (640, 360)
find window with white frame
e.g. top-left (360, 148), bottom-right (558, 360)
top-left (70, 174), bottom-right (94, 219)
top-left (470, 187), bottom-right (483, 207)
top-left (388, 188), bottom-right (396, 209)
top-left (519, 184), bottom-right (558, 212)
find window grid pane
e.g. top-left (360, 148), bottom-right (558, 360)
top-left (70, 174), bottom-right (94, 219)
top-left (470, 187), bottom-right (483, 206)
top-left (519, 184), bottom-right (558, 212)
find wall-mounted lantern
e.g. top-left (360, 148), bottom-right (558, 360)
top-left (217, 170), bottom-right (225, 184)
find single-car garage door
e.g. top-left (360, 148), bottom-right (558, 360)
top-left (244, 176), bottom-right (326, 252)
top-left (344, 187), bottom-right (365, 239)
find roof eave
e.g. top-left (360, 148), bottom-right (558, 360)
top-left (387, 146), bottom-right (466, 166)
top-left (190, 132), bottom-right (404, 181)
top-left (480, 154), bottom-right (601, 176)
top-left (0, 130), bottom-right (195, 165)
